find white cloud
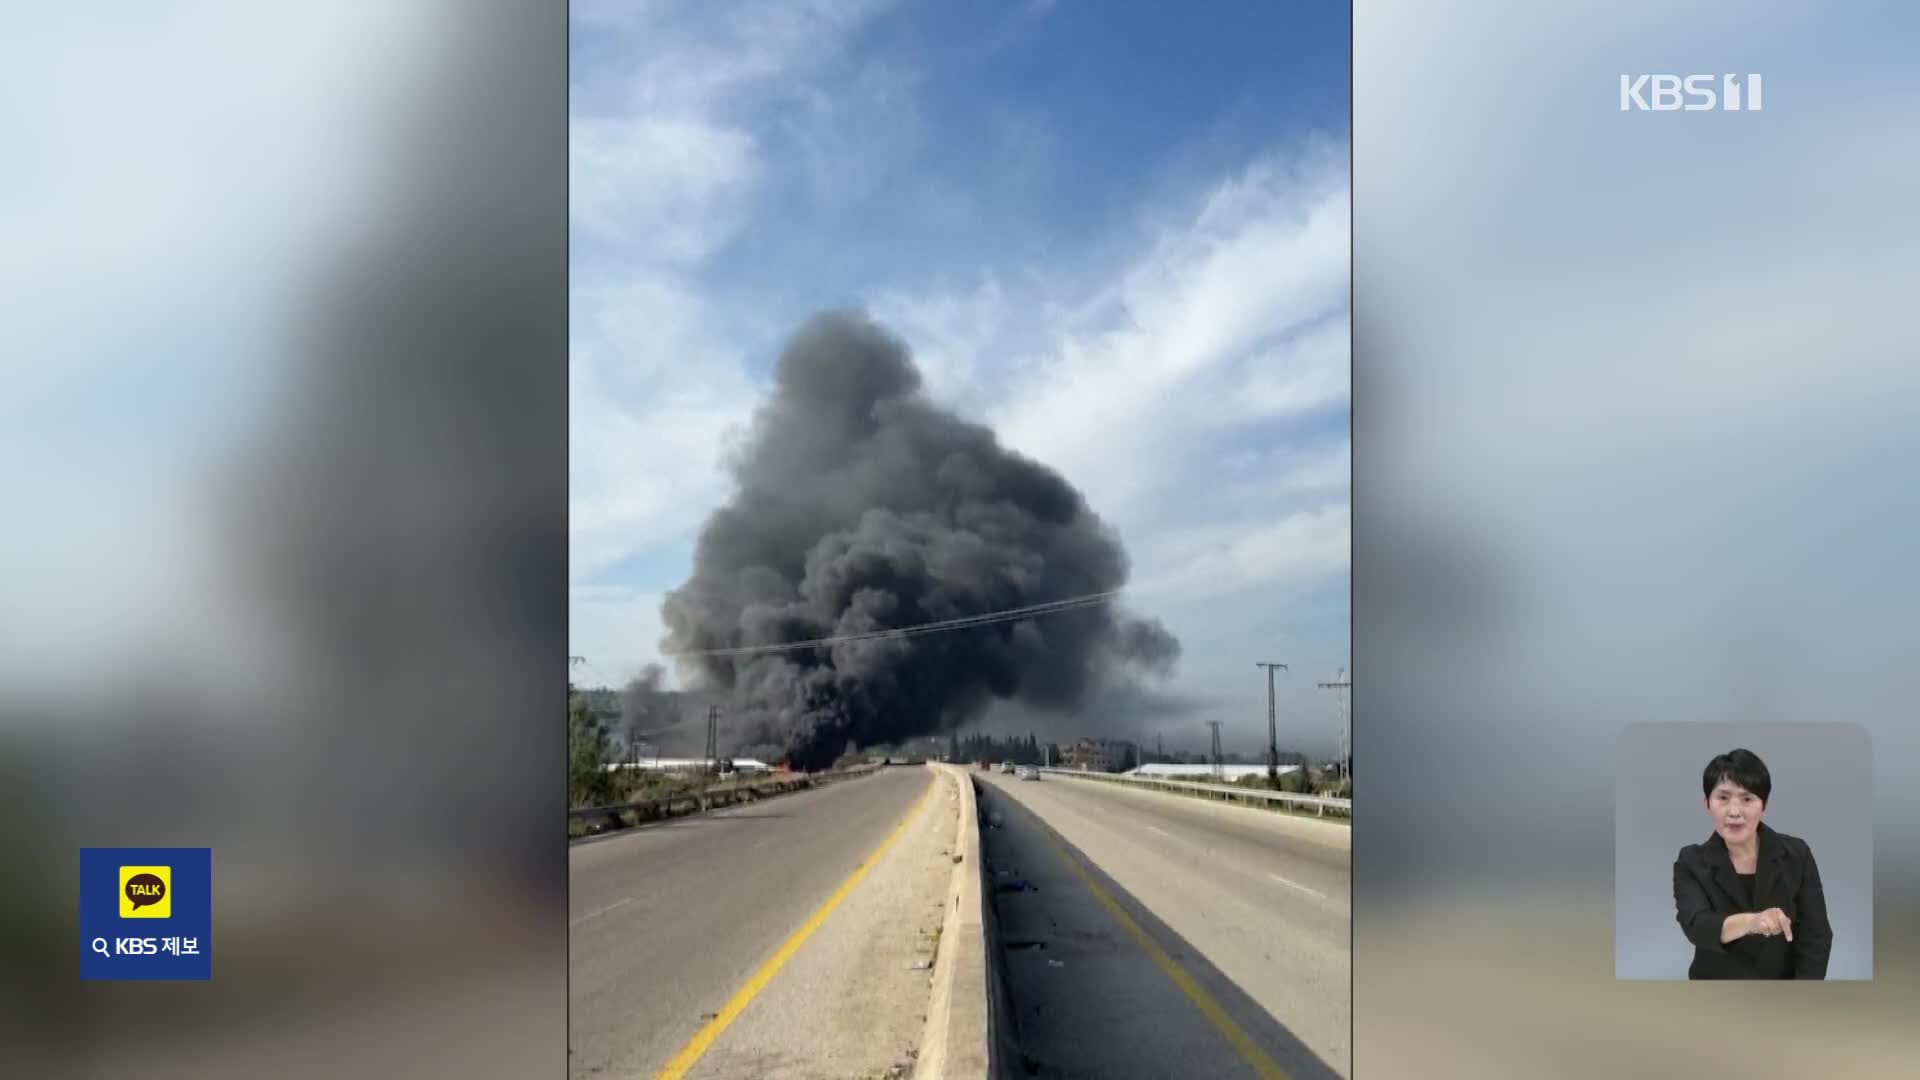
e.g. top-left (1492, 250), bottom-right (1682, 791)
top-left (568, 276), bottom-right (762, 582)
top-left (857, 144), bottom-right (1356, 712)
top-left (570, 585), bottom-right (671, 687)
top-left (866, 275), bottom-right (1025, 412)
top-left (1229, 316), bottom-right (1350, 422)
top-left (1215, 438), bottom-right (1351, 502)
top-left (568, 372), bottom-right (745, 583)
top-left (1278, 439), bottom-right (1352, 494)
top-left (573, 1), bottom-right (892, 93)
top-left (569, 9), bottom-right (1351, 707)
top-left (777, 59), bottom-right (927, 214)
top-left (996, 154), bottom-right (1345, 518)
top-left (568, 1), bottom-right (900, 590)
top-left (569, 116), bottom-right (760, 260)
top-left (1133, 504), bottom-right (1351, 603)
top-left (872, 142), bottom-right (1350, 529)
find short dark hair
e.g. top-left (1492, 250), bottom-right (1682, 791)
top-left (1702, 748), bottom-right (1772, 806)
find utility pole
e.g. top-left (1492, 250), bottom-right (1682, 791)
top-left (1155, 731), bottom-right (1163, 765)
top-left (1318, 668), bottom-right (1351, 783)
top-left (705, 705), bottom-right (719, 774)
top-left (1255, 662), bottom-right (1289, 786)
top-left (1206, 721), bottom-right (1224, 780)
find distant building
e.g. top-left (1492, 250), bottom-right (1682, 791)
top-left (1061, 738), bottom-right (1136, 772)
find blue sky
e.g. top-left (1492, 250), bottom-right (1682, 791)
top-left (570, 0), bottom-right (1352, 755)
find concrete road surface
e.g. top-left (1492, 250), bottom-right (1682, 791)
top-left (976, 770), bottom-right (1350, 1079)
top-left (569, 766), bottom-right (952, 1079)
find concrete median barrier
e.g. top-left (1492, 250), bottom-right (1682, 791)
top-left (914, 764), bottom-right (1016, 1079)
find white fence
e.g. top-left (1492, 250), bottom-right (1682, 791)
top-left (1035, 767), bottom-right (1352, 817)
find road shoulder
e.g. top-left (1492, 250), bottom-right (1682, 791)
top-left (684, 771), bottom-right (954, 1080)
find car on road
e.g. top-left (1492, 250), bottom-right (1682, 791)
top-left (1017, 766), bottom-right (1040, 781)
top-left (999, 762), bottom-right (1016, 774)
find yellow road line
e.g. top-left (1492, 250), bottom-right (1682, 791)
top-left (653, 775), bottom-right (940, 1080)
top-left (1029, 806), bottom-right (1292, 1080)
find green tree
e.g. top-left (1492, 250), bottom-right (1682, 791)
top-left (569, 688), bottom-right (615, 808)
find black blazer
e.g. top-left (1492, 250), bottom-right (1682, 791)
top-left (1673, 821), bottom-right (1832, 979)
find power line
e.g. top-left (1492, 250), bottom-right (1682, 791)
top-left (660, 589), bottom-right (1126, 660)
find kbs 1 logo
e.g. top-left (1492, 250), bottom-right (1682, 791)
top-left (1620, 74), bottom-right (1763, 112)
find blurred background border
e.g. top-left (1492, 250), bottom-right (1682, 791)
top-left (0, 5), bottom-right (567, 1078)
top-left (1355, 1), bottom-right (1920, 1076)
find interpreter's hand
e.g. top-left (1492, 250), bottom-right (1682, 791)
top-left (1751, 908), bottom-right (1794, 941)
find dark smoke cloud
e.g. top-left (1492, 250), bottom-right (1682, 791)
top-left (971, 680), bottom-right (1218, 746)
top-left (619, 663), bottom-right (671, 740)
top-left (661, 310), bottom-right (1180, 769)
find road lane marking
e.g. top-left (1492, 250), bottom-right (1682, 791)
top-left (1029, 809), bottom-right (1292, 1080)
top-left (1266, 873), bottom-right (1327, 901)
top-left (1146, 825), bottom-right (1171, 839)
top-left (652, 776), bottom-right (939, 1080)
top-left (569, 897), bottom-right (634, 927)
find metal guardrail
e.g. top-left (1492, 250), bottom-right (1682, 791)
top-left (1033, 767), bottom-right (1352, 817)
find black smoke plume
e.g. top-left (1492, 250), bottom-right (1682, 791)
top-left (619, 663), bottom-right (671, 742)
top-left (661, 311), bottom-right (1179, 770)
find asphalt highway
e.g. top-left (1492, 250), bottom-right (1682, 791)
top-left (568, 766), bottom-right (943, 1079)
top-left (976, 770), bottom-right (1351, 1079)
